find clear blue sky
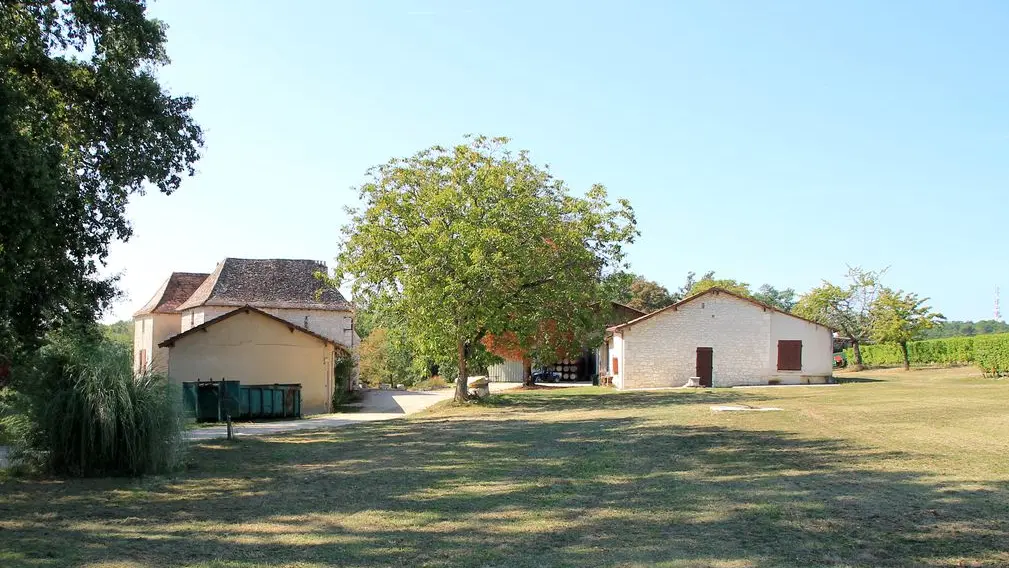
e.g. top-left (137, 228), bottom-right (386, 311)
top-left (105, 0), bottom-right (1009, 322)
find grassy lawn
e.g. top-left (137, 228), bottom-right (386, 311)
top-left (2, 368), bottom-right (1008, 567)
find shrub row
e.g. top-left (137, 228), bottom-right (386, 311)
top-left (844, 333), bottom-right (1009, 375)
top-left (975, 334), bottom-right (1009, 376)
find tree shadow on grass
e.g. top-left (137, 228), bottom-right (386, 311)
top-left (474, 387), bottom-right (766, 412)
top-left (1, 399), bottom-right (1008, 567)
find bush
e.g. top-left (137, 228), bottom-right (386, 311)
top-left (975, 334), bottom-right (1009, 377)
top-left (2, 333), bottom-right (185, 476)
top-left (411, 376), bottom-right (449, 391)
top-left (330, 354), bottom-right (357, 411)
top-left (357, 328), bottom-right (418, 387)
top-left (844, 333), bottom-right (1009, 376)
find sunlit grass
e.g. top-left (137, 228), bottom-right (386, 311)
top-left (1, 367), bottom-right (1008, 567)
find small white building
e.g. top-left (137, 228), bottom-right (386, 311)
top-left (605, 288), bottom-right (833, 389)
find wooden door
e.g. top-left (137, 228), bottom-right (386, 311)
top-left (696, 347), bottom-right (713, 387)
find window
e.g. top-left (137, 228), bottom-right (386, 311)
top-left (138, 349), bottom-right (147, 371)
top-left (611, 357), bottom-right (619, 375)
top-left (777, 340), bottom-right (802, 371)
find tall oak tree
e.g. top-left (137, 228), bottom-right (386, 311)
top-left (1, 1), bottom-right (203, 363)
top-left (335, 136), bottom-right (637, 402)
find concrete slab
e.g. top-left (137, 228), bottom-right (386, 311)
top-left (711, 405), bottom-right (784, 412)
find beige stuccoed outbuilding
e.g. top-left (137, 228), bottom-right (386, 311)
top-left (604, 288), bottom-right (834, 389)
top-left (134, 258), bottom-right (358, 414)
top-left (159, 306), bottom-right (348, 414)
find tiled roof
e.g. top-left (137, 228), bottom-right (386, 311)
top-left (175, 258), bottom-right (351, 312)
top-left (607, 287), bottom-right (837, 332)
top-left (133, 272), bottom-right (210, 317)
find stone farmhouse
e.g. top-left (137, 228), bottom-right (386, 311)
top-left (605, 288), bottom-right (833, 389)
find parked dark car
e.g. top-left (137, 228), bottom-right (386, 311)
top-left (531, 369), bottom-right (562, 383)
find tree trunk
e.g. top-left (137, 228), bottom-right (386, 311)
top-left (522, 357), bottom-right (533, 387)
top-left (851, 339), bottom-right (864, 371)
top-left (900, 341), bottom-right (910, 371)
top-left (454, 339), bottom-right (469, 403)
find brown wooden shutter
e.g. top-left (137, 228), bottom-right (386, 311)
top-left (139, 349), bottom-right (147, 371)
top-left (612, 357), bottom-right (619, 374)
top-left (777, 340), bottom-right (802, 371)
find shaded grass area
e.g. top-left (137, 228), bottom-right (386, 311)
top-left (2, 368), bottom-right (1008, 567)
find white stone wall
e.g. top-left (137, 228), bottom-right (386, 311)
top-left (150, 314), bottom-right (182, 374)
top-left (258, 308), bottom-right (357, 348)
top-left (133, 316), bottom-right (153, 373)
top-left (179, 309), bottom-right (198, 332)
top-left (179, 307), bottom-right (230, 332)
top-left (767, 311), bottom-right (834, 383)
top-left (611, 335), bottom-right (625, 388)
top-left (617, 292), bottom-right (835, 388)
top-left (133, 314), bottom-right (182, 374)
top-left (621, 293), bottom-right (770, 388)
top-left (178, 307), bottom-right (358, 348)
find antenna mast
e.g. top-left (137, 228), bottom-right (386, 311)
top-left (997, 286), bottom-right (1002, 322)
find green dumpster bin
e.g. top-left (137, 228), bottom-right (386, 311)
top-left (195, 382), bottom-right (220, 422)
top-left (184, 381), bottom-right (303, 421)
top-left (188, 380), bottom-right (241, 422)
top-left (182, 382), bottom-right (198, 418)
top-left (235, 384), bottom-right (302, 419)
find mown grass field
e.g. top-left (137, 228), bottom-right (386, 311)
top-left (2, 367), bottom-right (1008, 567)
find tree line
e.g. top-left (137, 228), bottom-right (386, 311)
top-left (601, 271), bottom-right (797, 313)
top-left (919, 320), bottom-right (1009, 340)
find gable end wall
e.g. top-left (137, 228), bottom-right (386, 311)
top-left (619, 293), bottom-right (834, 388)
top-left (622, 293), bottom-right (771, 388)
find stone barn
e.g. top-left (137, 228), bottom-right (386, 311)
top-left (605, 288), bottom-right (833, 388)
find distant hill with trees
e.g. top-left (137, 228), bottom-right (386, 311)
top-left (918, 320), bottom-right (1009, 339)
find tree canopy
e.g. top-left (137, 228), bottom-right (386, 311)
top-left (602, 272), bottom-right (675, 313)
top-left (335, 136), bottom-right (637, 401)
top-left (627, 277), bottom-right (676, 313)
top-left (753, 284), bottom-right (797, 312)
top-left (604, 270), bottom-right (799, 314)
top-left (687, 276), bottom-right (752, 298)
top-left (794, 267), bottom-right (887, 369)
top-left (870, 290), bottom-right (944, 370)
top-left (0, 1), bottom-right (203, 360)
